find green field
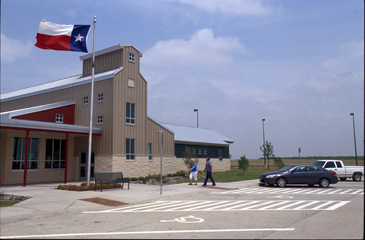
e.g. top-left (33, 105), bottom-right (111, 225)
top-left (175, 168), bottom-right (269, 184)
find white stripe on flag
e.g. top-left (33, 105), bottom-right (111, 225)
top-left (37, 19), bottom-right (73, 36)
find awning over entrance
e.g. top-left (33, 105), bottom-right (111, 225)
top-left (0, 118), bottom-right (102, 186)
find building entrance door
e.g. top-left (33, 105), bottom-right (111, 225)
top-left (79, 152), bottom-right (94, 181)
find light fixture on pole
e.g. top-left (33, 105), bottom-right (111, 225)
top-left (350, 113), bottom-right (358, 166)
top-left (194, 109), bottom-right (199, 128)
top-left (262, 119), bottom-right (266, 168)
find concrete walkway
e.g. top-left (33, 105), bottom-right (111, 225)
top-left (0, 180), bottom-right (259, 218)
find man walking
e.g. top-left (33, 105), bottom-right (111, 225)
top-left (189, 159), bottom-right (198, 185)
top-left (202, 157), bottom-right (216, 186)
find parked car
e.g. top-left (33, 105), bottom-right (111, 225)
top-left (313, 160), bottom-right (364, 181)
top-left (259, 165), bottom-right (338, 188)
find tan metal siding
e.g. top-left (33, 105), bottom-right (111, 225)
top-left (112, 46), bottom-right (147, 157)
top-left (0, 78), bottom-right (114, 155)
top-left (147, 118), bottom-right (175, 157)
top-left (82, 49), bottom-right (123, 76)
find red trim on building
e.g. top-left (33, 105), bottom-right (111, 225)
top-left (0, 126), bottom-right (101, 136)
top-left (2, 126), bottom-right (100, 186)
top-left (64, 133), bottom-right (69, 184)
top-left (23, 130), bottom-right (30, 187)
top-left (13, 105), bottom-right (75, 124)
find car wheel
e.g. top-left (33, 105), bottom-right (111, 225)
top-left (276, 177), bottom-right (287, 188)
top-left (339, 178), bottom-right (347, 181)
top-left (353, 173), bottom-right (362, 182)
top-left (319, 178), bottom-right (330, 188)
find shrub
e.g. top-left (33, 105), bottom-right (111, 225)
top-left (130, 177), bottom-right (138, 181)
top-left (174, 171), bottom-right (186, 177)
top-left (56, 183), bottom-right (121, 191)
top-left (138, 176), bottom-right (145, 181)
top-left (238, 155), bottom-right (249, 174)
top-left (273, 157), bottom-right (285, 169)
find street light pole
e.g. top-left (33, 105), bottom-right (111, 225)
top-left (194, 109), bottom-right (199, 128)
top-left (262, 119), bottom-right (266, 168)
top-left (350, 113), bottom-right (358, 166)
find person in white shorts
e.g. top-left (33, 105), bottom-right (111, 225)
top-left (189, 159), bottom-right (198, 185)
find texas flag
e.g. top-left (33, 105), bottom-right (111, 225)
top-left (35, 19), bottom-right (91, 53)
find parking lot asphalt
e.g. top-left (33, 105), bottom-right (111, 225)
top-left (0, 180), bottom-right (257, 218)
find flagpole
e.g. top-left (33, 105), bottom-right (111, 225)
top-left (87, 16), bottom-right (96, 186)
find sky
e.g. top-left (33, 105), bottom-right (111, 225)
top-left (1, 0), bottom-right (364, 159)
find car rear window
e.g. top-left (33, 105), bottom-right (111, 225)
top-left (307, 166), bottom-right (321, 171)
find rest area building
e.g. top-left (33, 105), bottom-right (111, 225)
top-left (0, 44), bottom-right (233, 186)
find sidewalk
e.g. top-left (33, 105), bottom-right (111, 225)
top-left (0, 180), bottom-right (258, 218)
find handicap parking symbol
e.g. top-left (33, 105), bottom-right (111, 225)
top-left (160, 215), bottom-right (204, 223)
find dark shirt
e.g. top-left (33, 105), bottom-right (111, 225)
top-left (205, 161), bottom-right (212, 172)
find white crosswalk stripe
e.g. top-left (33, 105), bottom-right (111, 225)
top-left (213, 188), bottom-right (364, 195)
top-left (83, 200), bottom-right (350, 214)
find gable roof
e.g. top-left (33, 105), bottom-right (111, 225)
top-left (79, 44), bottom-right (142, 60)
top-left (160, 123), bottom-right (234, 146)
top-left (0, 100), bottom-right (76, 119)
top-left (0, 67), bottom-right (123, 103)
top-left (0, 118), bottom-right (101, 135)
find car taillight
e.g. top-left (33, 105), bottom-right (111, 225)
top-left (333, 172), bottom-right (337, 176)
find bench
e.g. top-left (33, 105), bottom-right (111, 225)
top-left (94, 172), bottom-right (130, 192)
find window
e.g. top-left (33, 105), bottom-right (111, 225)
top-left (97, 93), bottom-right (104, 102)
top-left (335, 161), bottom-right (343, 168)
top-left (97, 115), bottom-right (103, 124)
top-left (204, 148), bottom-right (207, 155)
top-left (198, 148), bottom-right (202, 155)
top-left (45, 139), bottom-right (66, 169)
top-left (12, 137), bottom-right (39, 170)
top-left (83, 96), bottom-right (89, 105)
top-left (324, 161), bottom-right (336, 168)
top-left (307, 166), bottom-right (321, 172)
top-left (218, 149), bottom-right (223, 161)
top-left (293, 166), bottom-right (306, 172)
top-left (147, 143), bottom-right (152, 161)
top-left (126, 102), bottom-right (135, 124)
top-left (129, 53), bottom-right (135, 62)
top-left (56, 114), bottom-right (63, 123)
top-left (126, 138), bottom-right (135, 160)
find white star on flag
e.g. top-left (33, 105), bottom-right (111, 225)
top-left (74, 33), bottom-right (84, 42)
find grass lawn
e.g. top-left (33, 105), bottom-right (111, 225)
top-left (175, 168), bottom-right (272, 184)
top-left (0, 200), bottom-right (21, 208)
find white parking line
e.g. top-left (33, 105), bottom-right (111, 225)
top-left (0, 228), bottom-right (296, 239)
top-left (311, 201), bottom-right (335, 210)
top-left (293, 201), bottom-right (320, 210)
top-left (83, 200), bottom-right (350, 213)
top-left (215, 188), bottom-right (364, 195)
top-left (260, 201), bottom-right (290, 210)
top-left (205, 201), bottom-right (245, 211)
top-left (144, 201), bottom-right (199, 212)
top-left (240, 201), bottom-right (276, 210)
top-left (222, 201), bottom-right (260, 210)
top-left (276, 201), bottom-right (306, 210)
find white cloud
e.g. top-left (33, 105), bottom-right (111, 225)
top-left (143, 28), bottom-right (245, 73)
top-left (1, 34), bottom-right (33, 63)
top-left (177, 0), bottom-right (271, 16)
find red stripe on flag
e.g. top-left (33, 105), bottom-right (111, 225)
top-left (35, 33), bottom-right (71, 51)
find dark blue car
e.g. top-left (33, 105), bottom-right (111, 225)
top-left (259, 164), bottom-right (338, 188)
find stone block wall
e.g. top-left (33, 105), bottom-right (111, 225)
top-left (175, 158), bottom-right (231, 173)
top-left (95, 155), bottom-right (177, 178)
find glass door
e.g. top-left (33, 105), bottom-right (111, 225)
top-left (79, 152), bottom-right (94, 180)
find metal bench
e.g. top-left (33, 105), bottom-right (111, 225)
top-left (94, 172), bottom-right (130, 192)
